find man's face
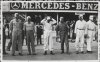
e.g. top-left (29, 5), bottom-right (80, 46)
top-left (79, 16), bottom-right (83, 21)
top-left (14, 13), bottom-right (19, 19)
top-left (47, 16), bottom-right (51, 20)
top-left (60, 17), bottom-right (64, 23)
top-left (89, 16), bottom-right (94, 21)
top-left (28, 18), bottom-right (31, 22)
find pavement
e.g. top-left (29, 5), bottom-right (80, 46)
top-left (3, 38), bottom-right (98, 60)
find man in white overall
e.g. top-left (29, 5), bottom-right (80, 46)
top-left (74, 14), bottom-right (87, 54)
top-left (86, 15), bottom-right (96, 53)
top-left (41, 16), bottom-right (56, 55)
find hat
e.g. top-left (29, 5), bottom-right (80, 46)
top-left (27, 16), bottom-right (31, 19)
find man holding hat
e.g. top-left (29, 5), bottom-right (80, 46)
top-left (41, 16), bottom-right (56, 55)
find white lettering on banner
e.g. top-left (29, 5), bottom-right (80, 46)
top-left (53, 2), bottom-right (59, 9)
top-left (76, 3), bottom-right (81, 10)
top-left (59, 3), bottom-right (64, 9)
top-left (82, 3), bottom-right (87, 10)
top-left (65, 3), bottom-right (70, 9)
top-left (35, 2), bottom-right (41, 9)
top-left (88, 4), bottom-right (93, 10)
top-left (47, 2), bottom-right (53, 9)
top-left (94, 4), bottom-right (98, 10)
top-left (9, 2), bottom-right (98, 12)
top-left (76, 3), bottom-right (98, 10)
top-left (41, 2), bottom-right (47, 9)
top-left (29, 2), bottom-right (34, 9)
top-left (22, 2), bottom-right (28, 9)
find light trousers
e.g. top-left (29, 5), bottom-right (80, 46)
top-left (43, 30), bottom-right (53, 51)
top-left (87, 30), bottom-right (94, 51)
top-left (75, 30), bottom-right (85, 52)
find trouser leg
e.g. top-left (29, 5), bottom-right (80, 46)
top-left (65, 35), bottom-right (69, 53)
top-left (75, 36), bottom-right (80, 51)
top-left (26, 32), bottom-right (31, 54)
top-left (37, 36), bottom-right (39, 45)
top-left (49, 32), bottom-right (53, 51)
top-left (30, 34), bottom-right (35, 54)
top-left (80, 35), bottom-right (84, 52)
top-left (44, 31), bottom-right (49, 51)
top-left (7, 40), bottom-right (12, 50)
top-left (18, 34), bottom-right (22, 54)
top-left (27, 41), bottom-right (31, 54)
top-left (61, 37), bottom-right (64, 51)
top-left (87, 31), bottom-right (93, 51)
top-left (40, 36), bottom-right (42, 44)
top-left (44, 37), bottom-right (49, 51)
top-left (3, 35), bottom-right (6, 53)
top-left (12, 33), bottom-right (17, 54)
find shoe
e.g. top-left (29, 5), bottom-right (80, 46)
top-left (87, 51), bottom-right (93, 54)
top-left (76, 51), bottom-right (79, 54)
top-left (12, 54), bottom-right (15, 56)
top-left (50, 51), bottom-right (55, 55)
top-left (61, 51), bottom-right (64, 54)
top-left (80, 51), bottom-right (86, 54)
top-left (19, 53), bottom-right (23, 56)
top-left (27, 53), bottom-right (31, 55)
top-left (43, 51), bottom-right (47, 55)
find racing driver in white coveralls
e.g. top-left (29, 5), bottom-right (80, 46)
top-left (41, 16), bottom-right (56, 55)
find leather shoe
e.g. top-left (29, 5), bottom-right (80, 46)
top-left (43, 51), bottom-right (47, 55)
top-left (19, 53), bottom-right (23, 56)
top-left (50, 51), bottom-right (55, 55)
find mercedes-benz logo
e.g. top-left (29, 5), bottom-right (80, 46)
top-left (11, 2), bottom-right (20, 10)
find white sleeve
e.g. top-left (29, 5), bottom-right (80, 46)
top-left (52, 18), bottom-right (57, 24)
top-left (74, 21), bottom-right (78, 33)
top-left (41, 19), bottom-right (46, 25)
top-left (23, 22), bottom-right (26, 31)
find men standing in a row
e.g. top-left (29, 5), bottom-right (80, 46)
top-left (9, 13), bottom-right (23, 56)
top-left (55, 17), bottom-right (69, 54)
top-left (86, 15), bottom-right (96, 53)
top-left (41, 16), bottom-right (56, 55)
top-left (74, 14), bottom-right (87, 54)
top-left (23, 16), bottom-right (36, 55)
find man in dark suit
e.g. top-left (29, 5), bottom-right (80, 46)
top-left (55, 17), bottom-right (69, 54)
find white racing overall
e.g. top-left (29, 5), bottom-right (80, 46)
top-left (41, 18), bottom-right (56, 51)
top-left (75, 20), bottom-right (87, 52)
top-left (87, 20), bottom-right (96, 51)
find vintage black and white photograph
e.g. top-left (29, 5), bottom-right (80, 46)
top-left (1, 1), bottom-right (98, 61)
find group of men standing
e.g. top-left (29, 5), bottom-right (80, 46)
top-left (3, 13), bottom-right (97, 56)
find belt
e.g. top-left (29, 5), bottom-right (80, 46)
top-left (77, 28), bottom-right (84, 30)
top-left (88, 29), bottom-right (94, 31)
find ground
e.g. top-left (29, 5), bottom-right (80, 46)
top-left (3, 38), bottom-right (98, 61)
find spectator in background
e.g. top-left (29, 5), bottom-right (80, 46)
top-left (36, 23), bottom-right (43, 45)
top-left (3, 17), bottom-right (8, 55)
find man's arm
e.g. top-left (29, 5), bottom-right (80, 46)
top-left (41, 19), bottom-right (46, 25)
top-left (52, 18), bottom-right (57, 25)
top-left (74, 21), bottom-right (78, 34)
top-left (9, 20), bottom-right (13, 33)
top-left (23, 22), bottom-right (26, 37)
top-left (55, 24), bottom-right (59, 36)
